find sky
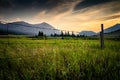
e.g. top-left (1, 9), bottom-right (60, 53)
top-left (0, 0), bottom-right (120, 32)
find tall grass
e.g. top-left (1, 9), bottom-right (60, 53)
top-left (0, 38), bottom-right (120, 80)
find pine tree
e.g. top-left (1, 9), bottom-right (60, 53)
top-left (72, 31), bottom-right (75, 37)
top-left (61, 31), bottom-right (64, 39)
top-left (38, 31), bottom-right (44, 36)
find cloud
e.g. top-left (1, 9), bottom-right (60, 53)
top-left (98, 12), bottom-right (120, 21)
top-left (0, 16), bottom-right (3, 19)
top-left (73, 1), bottom-right (120, 20)
top-left (15, 17), bottom-right (21, 21)
top-left (74, 0), bottom-right (115, 10)
top-left (0, 0), bottom-right (81, 20)
top-left (0, 0), bottom-right (120, 32)
top-left (27, 0), bottom-right (120, 32)
top-left (0, 0), bottom-right (14, 9)
top-left (32, 0), bottom-right (80, 23)
top-left (0, 0), bottom-right (80, 12)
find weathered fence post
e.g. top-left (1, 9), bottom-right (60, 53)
top-left (100, 24), bottom-right (104, 49)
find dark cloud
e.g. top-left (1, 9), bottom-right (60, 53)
top-left (0, 0), bottom-right (48, 10)
top-left (0, 0), bottom-right (79, 19)
top-left (74, 0), bottom-right (115, 10)
top-left (0, 0), bottom-right (74, 11)
top-left (0, 0), bottom-right (120, 13)
top-left (0, 0), bottom-right (120, 21)
top-left (0, 0), bottom-right (75, 15)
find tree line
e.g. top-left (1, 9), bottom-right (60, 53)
top-left (38, 31), bottom-right (87, 38)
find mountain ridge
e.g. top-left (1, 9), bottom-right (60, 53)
top-left (0, 21), bottom-right (60, 35)
top-left (104, 24), bottom-right (120, 33)
top-left (79, 30), bottom-right (97, 36)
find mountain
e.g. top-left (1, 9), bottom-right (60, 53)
top-left (78, 31), bottom-right (97, 36)
top-left (104, 24), bottom-right (120, 33)
top-left (102, 24), bottom-right (120, 38)
top-left (96, 24), bottom-right (120, 38)
top-left (104, 29), bottom-right (120, 38)
top-left (34, 22), bottom-right (60, 35)
top-left (34, 22), bottom-right (55, 29)
top-left (0, 21), bottom-right (60, 36)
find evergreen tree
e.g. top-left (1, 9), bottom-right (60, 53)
top-left (67, 31), bottom-right (70, 37)
top-left (54, 33), bottom-right (57, 37)
top-left (51, 34), bottom-right (53, 37)
top-left (38, 31), bottom-right (44, 36)
top-left (65, 32), bottom-right (67, 37)
top-left (61, 31), bottom-right (64, 36)
top-left (72, 31), bottom-right (75, 37)
top-left (61, 31), bottom-right (64, 39)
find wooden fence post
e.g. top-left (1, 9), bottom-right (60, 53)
top-left (100, 24), bottom-right (104, 49)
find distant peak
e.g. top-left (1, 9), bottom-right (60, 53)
top-left (115, 23), bottom-right (120, 26)
top-left (104, 23), bottom-right (120, 33)
top-left (41, 22), bottom-right (49, 25)
top-left (10, 21), bottom-right (31, 25)
top-left (41, 22), bottom-right (47, 23)
top-left (14, 21), bottom-right (27, 23)
top-left (34, 22), bottom-right (55, 29)
top-left (35, 22), bottom-right (50, 25)
top-left (40, 22), bottom-right (53, 27)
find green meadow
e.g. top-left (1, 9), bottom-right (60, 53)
top-left (0, 37), bottom-right (120, 80)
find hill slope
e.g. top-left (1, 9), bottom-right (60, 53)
top-left (104, 24), bottom-right (120, 33)
top-left (0, 21), bottom-right (60, 36)
top-left (103, 24), bottom-right (120, 38)
top-left (79, 31), bottom-right (97, 36)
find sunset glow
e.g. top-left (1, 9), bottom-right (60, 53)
top-left (0, 0), bottom-right (120, 32)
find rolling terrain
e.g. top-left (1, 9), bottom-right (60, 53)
top-left (0, 21), bottom-right (60, 36)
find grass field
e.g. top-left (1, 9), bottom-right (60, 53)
top-left (0, 37), bottom-right (120, 80)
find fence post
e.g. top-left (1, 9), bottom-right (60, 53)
top-left (100, 24), bottom-right (104, 49)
